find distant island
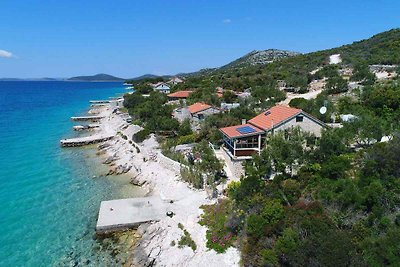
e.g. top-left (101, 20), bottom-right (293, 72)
top-left (68, 73), bottom-right (125, 82)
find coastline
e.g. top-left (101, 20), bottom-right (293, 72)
top-left (87, 103), bottom-right (240, 266)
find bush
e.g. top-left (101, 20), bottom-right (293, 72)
top-left (176, 134), bottom-right (196, 145)
top-left (180, 167), bottom-right (204, 189)
top-left (246, 214), bottom-right (266, 237)
top-left (260, 249), bottom-right (278, 266)
top-left (199, 199), bottom-right (236, 253)
top-left (320, 155), bottom-right (352, 180)
top-left (132, 128), bottom-right (150, 143)
top-left (178, 119), bottom-right (192, 136)
top-left (178, 226), bottom-right (197, 251)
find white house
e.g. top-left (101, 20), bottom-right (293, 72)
top-left (168, 77), bottom-right (184, 85)
top-left (152, 82), bottom-right (171, 94)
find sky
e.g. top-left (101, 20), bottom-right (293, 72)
top-left (0, 0), bottom-right (399, 78)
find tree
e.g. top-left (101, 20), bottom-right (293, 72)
top-left (325, 76), bottom-right (348, 94)
top-left (351, 64), bottom-right (376, 85)
top-left (315, 128), bottom-right (348, 161)
top-left (178, 119), bottom-right (192, 136)
top-left (222, 90), bottom-right (237, 103)
top-left (265, 128), bottom-right (306, 177)
top-left (192, 141), bottom-right (223, 185)
top-left (320, 155), bottom-right (352, 180)
top-left (344, 113), bottom-right (385, 147)
top-left (362, 227), bottom-right (400, 266)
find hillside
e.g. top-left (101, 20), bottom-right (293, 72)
top-left (221, 49), bottom-right (300, 69)
top-left (128, 74), bottom-right (166, 81)
top-left (126, 28), bottom-right (400, 267)
top-left (68, 73), bottom-right (125, 82)
top-left (172, 28), bottom-right (400, 92)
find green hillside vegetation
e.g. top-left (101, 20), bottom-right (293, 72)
top-left (200, 80), bottom-right (400, 266)
top-left (220, 49), bottom-right (301, 69)
top-left (123, 29), bottom-right (400, 266)
top-left (171, 29), bottom-right (400, 92)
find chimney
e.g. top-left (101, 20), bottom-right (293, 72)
top-left (242, 119), bottom-right (246, 125)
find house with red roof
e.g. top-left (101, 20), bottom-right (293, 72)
top-left (188, 102), bottom-right (220, 121)
top-left (220, 105), bottom-right (327, 160)
top-left (167, 90), bottom-right (193, 101)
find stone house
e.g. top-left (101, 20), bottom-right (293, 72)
top-left (220, 105), bottom-right (327, 160)
top-left (188, 102), bottom-right (220, 122)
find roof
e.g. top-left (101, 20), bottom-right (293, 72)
top-left (167, 90), bottom-right (193, 99)
top-left (248, 105), bottom-right (302, 131)
top-left (153, 82), bottom-right (170, 88)
top-left (220, 123), bottom-right (264, 138)
top-left (169, 77), bottom-right (184, 82)
top-left (188, 102), bottom-right (212, 114)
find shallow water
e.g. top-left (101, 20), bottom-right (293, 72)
top-left (0, 81), bottom-right (143, 266)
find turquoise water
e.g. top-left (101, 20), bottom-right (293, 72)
top-left (0, 82), bottom-right (140, 266)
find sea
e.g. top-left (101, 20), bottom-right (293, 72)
top-left (0, 81), bottom-right (143, 266)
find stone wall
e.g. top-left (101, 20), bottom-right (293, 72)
top-left (157, 153), bottom-right (182, 174)
top-left (275, 114), bottom-right (324, 137)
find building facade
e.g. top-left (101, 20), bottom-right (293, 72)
top-left (188, 102), bottom-right (220, 122)
top-left (220, 105), bottom-right (327, 160)
top-left (152, 82), bottom-right (171, 94)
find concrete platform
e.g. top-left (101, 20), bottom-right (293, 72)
top-left (89, 100), bottom-right (110, 104)
top-left (71, 116), bottom-right (104, 121)
top-left (60, 134), bottom-right (114, 147)
top-left (96, 197), bottom-right (174, 233)
top-left (73, 124), bottom-right (100, 131)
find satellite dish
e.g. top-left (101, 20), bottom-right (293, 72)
top-left (319, 106), bottom-right (327, 114)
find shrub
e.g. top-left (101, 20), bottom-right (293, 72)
top-left (246, 214), bottom-right (266, 237)
top-left (199, 199), bottom-right (236, 253)
top-left (178, 227), bottom-right (197, 251)
top-left (176, 134), bottom-right (196, 145)
top-left (180, 167), bottom-right (204, 189)
top-left (320, 155), bottom-right (352, 180)
top-left (132, 128), bottom-right (150, 143)
top-left (260, 249), bottom-right (278, 266)
top-left (178, 119), bottom-right (192, 136)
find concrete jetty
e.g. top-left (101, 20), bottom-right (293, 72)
top-left (89, 100), bottom-right (110, 104)
top-left (109, 96), bottom-right (123, 100)
top-left (91, 104), bottom-right (107, 108)
top-left (60, 134), bottom-right (114, 147)
top-left (71, 116), bottom-right (104, 121)
top-left (96, 197), bottom-right (174, 233)
top-left (73, 124), bottom-right (100, 131)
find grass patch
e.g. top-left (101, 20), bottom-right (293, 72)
top-left (177, 223), bottom-right (197, 251)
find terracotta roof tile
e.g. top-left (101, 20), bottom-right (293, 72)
top-left (167, 90), bottom-right (193, 98)
top-left (220, 124), bottom-right (264, 138)
top-left (188, 102), bottom-right (212, 114)
top-left (248, 105), bottom-right (301, 131)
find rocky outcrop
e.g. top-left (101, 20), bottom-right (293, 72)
top-left (131, 224), bottom-right (164, 267)
top-left (221, 49), bottom-right (301, 69)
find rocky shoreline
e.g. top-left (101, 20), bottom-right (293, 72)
top-left (88, 104), bottom-right (240, 266)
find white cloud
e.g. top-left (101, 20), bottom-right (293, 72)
top-left (222, 19), bottom-right (232, 24)
top-left (0, 49), bottom-right (13, 58)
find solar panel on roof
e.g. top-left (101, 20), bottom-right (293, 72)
top-left (265, 111), bottom-right (271, 116)
top-left (237, 126), bottom-right (256, 134)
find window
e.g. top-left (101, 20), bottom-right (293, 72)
top-left (296, 116), bottom-right (303, 122)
